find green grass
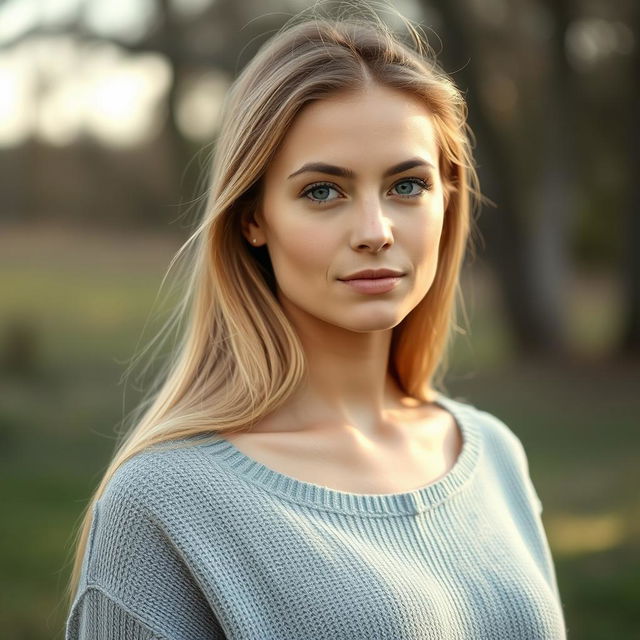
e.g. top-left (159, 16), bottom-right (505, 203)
top-left (1, 225), bottom-right (638, 638)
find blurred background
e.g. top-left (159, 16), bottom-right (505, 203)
top-left (0, 0), bottom-right (638, 637)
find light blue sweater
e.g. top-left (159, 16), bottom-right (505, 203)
top-left (65, 393), bottom-right (567, 639)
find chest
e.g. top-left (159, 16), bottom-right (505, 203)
top-left (223, 409), bottom-right (463, 494)
top-left (174, 477), bottom-right (566, 640)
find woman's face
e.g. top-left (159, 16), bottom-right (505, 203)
top-left (245, 83), bottom-right (446, 333)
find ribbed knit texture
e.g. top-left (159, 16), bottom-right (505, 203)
top-left (66, 393), bottom-right (567, 639)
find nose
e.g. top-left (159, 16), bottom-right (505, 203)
top-left (350, 197), bottom-right (394, 253)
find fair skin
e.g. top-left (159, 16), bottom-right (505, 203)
top-left (238, 83), bottom-right (462, 493)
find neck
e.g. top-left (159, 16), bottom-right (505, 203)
top-left (270, 297), bottom-right (423, 439)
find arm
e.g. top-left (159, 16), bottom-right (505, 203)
top-left (65, 458), bottom-right (226, 640)
top-left (66, 586), bottom-right (169, 640)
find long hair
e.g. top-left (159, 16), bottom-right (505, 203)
top-left (65, 2), bottom-right (482, 608)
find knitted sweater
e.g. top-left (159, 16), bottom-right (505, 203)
top-left (65, 393), bottom-right (567, 639)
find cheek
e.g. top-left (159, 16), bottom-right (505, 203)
top-left (409, 211), bottom-right (444, 276)
top-left (289, 235), bottom-right (327, 268)
top-left (412, 205), bottom-right (443, 245)
top-left (270, 218), bottom-right (334, 280)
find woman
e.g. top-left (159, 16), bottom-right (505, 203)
top-left (65, 7), bottom-right (567, 640)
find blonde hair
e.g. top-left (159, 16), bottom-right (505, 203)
top-left (65, 1), bottom-right (483, 609)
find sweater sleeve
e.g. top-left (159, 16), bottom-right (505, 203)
top-left (500, 420), bottom-right (562, 602)
top-left (66, 586), bottom-right (167, 640)
top-left (65, 454), bottom-right (227, 640)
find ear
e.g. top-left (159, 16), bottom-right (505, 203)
top-left (240, 206), bottom-right (265, 247)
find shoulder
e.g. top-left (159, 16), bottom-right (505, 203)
top-left (94, 439), bottom-right (205, 529)
top-left (99, 435), bottom-right (250, 523)
top-left (441, 393), bottom-right (531, 467)
top-left (100, 440), bottom-right (197, 508)
top-left (84, 440), bottom-right (215, 589)
top-left (440, 397), bottom-right (529, 476)
top-left (442, 393), bottom-right (543, 513)
top-left (73, 441), bottom-right (226, 638)
top-left (104, 436), bottom-right (222, 502)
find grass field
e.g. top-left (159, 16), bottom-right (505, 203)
top-left (1, 223), bottom-right (638, 639)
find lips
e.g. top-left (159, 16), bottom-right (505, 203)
top-left (339, 268), bottom-right (405, 281)
top-left (339, 276), bottom-right (403, 294)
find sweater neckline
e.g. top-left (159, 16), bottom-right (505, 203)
top-left (199, 393), bottom-right (481, 516)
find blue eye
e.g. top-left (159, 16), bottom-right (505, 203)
top-left (393, 178), bottom-right (431, 197)
top-left (302, 183), bottom-right (340, 204)
top-left (300, 177), bottom-right (432, 206)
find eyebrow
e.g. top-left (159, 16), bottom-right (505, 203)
top-left (287, 157), bottom-right (436, 180)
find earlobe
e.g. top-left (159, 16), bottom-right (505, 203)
top-left (240, 210), bottom-right (258, 243)
top-left (244, 229), bottom-right (260, 246)
top-left (241, 215), bottom-right (263, 247)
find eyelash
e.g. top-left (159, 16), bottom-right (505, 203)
top-left (300, 177), bottom-right (432, 206)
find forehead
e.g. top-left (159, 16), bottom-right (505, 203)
top-left (268, 85), bottom-right (440, 176)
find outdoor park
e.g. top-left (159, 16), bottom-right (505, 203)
top-left (0, 0), bottom-right (638, 638)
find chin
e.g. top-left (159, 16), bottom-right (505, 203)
top-left (336, 312), bottom-right (406, 333)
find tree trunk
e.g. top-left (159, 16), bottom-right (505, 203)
top-left (428, 0), bottom-right (572, 356)
top-left (618, 6), bottom-right (640, 357)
